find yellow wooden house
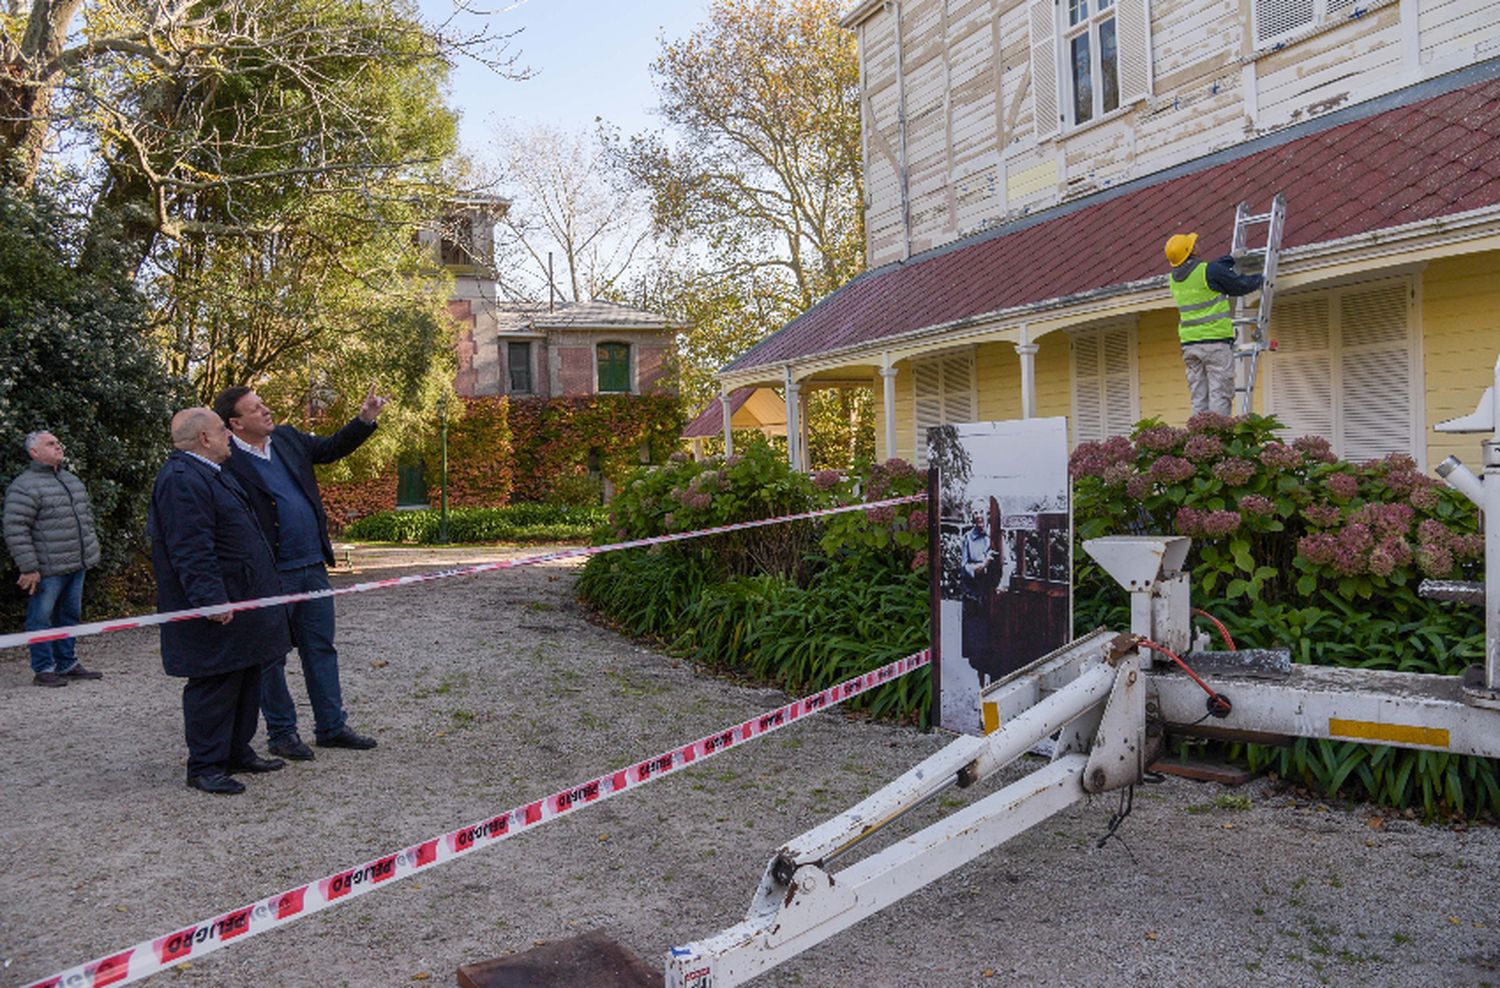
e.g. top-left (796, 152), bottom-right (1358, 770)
top-left (710, 1), bottom-right (1500, 472)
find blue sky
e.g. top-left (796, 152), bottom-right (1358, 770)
top-left (420, 0), bottom-right (712, 155)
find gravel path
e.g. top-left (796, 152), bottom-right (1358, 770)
top-left (2, 545), bottom-right (1497, 988)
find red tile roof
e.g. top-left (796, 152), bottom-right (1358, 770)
top-left (681, 387), bottom-right (756, 438)
top-left (725, 66), bottom-right (1500, 375)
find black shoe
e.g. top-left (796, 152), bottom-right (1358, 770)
top-left (227, 755), bottom-right (286, 774)
top-left (268, 736), bottom-right (316, 761)
top-left (315, 727), bottom-right (377, 750)
top-left (186, 772), bottom-right (246, 795)
top-left (32, 672), bottom-right (68, 688)
top-left (59, 664), bottom-right (103, 680)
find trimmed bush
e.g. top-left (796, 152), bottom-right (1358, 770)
top-left (343, 504), bottom-right (607, 544)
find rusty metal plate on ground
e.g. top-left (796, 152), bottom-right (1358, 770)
top-left (457, 931), bottom-right (664, 988)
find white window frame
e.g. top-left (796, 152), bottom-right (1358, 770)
top-left (1069, 320), bottom-right (1139, 447)
top-left (1032, 0), bottom-right (1152, 141)
top-left (1263, 275), bottom-right (1424, 468)
top-left (1063, 0), bottom-right (1120, 128)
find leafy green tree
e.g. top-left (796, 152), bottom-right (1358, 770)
top-left (2, 0), bottom-right (510, 471)
top-left (611, 0), bottom-right (871, 466)
top-left (615, 0), bottom-right (862, 311)
top-left (0, 189), bottom-right (187, 618)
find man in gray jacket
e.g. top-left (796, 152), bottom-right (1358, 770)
top-left (3, 431), bottom-right (103, 687)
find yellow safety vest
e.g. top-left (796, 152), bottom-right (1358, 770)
top-left (1170, 262), bottom-right (1234, 344)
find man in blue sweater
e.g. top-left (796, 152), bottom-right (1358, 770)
top-left (213, 384), bottom-right (387, 760)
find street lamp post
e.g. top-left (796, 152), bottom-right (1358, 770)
top-left (437, 394), bottom-right (451, 544)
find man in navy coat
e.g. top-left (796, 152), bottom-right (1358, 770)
top-left (149, 407), bottom-right (292, 795)
top-left (213, 383), bottom-right (385, 760)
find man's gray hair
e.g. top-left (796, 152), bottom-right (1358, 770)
top-left (23, 431), bottom-right (49, 454)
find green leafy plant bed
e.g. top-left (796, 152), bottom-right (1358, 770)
top-left (1072, 412), bottom-right (1493, 818)
top-left (343, 504), bottom-right (608, 544)
top-left (578, 442), bottom-right (931, 722)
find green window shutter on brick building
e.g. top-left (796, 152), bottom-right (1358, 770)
top-left (597, 342), bottom-right (630, 392)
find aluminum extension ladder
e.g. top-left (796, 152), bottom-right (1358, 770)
top-left (1228, 193), bottom-right (1286, 415)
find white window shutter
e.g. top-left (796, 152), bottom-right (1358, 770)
top-left (1269, 296), bottom-right (1335, 443)
top-left (1114, 0), bottom-right (1153, 106)
top-left (1268, 279), bottom-right (1416, 464)
top-left (1339, 281), bottom-right (1413, 462)
top-left (1029, 0), bottom-right (1061, 141)
top-left (1071, 324), bottom-right (1137, 445)
top-left (913, 352), bottom-right (977, 466)
top-left (941, 353), bottom-right (977, 424)
top-left (1071, 334), bottom-right (1104, 444)
top-left (1100, 327), bottom-right (1137, 436)
top-left (913, 360), bottom-right (943, 467)
top-left (1256, 0), bottom-right (1315, 46)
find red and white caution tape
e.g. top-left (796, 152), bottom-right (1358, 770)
top-left (22, 650), bottom-right (931, 988)
top-left (0, 494), bottom-right (925, 653)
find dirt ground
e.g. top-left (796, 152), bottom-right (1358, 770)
top-left (2, 545), bottom-right (1498, 988)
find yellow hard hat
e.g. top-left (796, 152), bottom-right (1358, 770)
top-left (1165, 233), bottom-right (1198, 267)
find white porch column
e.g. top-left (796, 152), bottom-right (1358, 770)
top-left (720, 390), bottom-right (734, 457)
top-left (798, 388), bottom-right (811, 471)
top-left (880, 354), bottom-right (899, 460)
top-left (1015, 327), bottom-right (1039, 419)
top-left (692, 437), bottom-right (705, 461)
top-left (784, 365), bottom-right (801, 470)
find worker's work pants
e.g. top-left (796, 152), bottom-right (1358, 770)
top-left (1182, 341), bottom-right (1235, 416)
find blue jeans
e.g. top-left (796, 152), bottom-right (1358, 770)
top-left (260, 563), bottom-right (347, 743)
top-left (26, 569), bottom-right (85, 674)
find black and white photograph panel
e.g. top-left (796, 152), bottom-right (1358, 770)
top-left (930, 418), bottom-right (1071, 736)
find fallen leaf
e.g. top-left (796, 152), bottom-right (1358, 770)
top-left (598, 834), bottom-right (610, 843)
top-left (370, 660), bottom-right (389, 669)
top-left (1222, 823), bottom-right (1235, 830)
top-left (1145, 931), bottom-right (1159, 941)
top-left (411, 974), bottom-right (431, 982)
top-left (174, 963), bottom-right (192, 972)
top-left (533, 939), bottom-right (548, 946)
top-left (982, 969), bottom-right (995, 978)
top-left (1449, 916), bottom-right (1463, 925)
top-left (1367, 816), bottom-right (1385, 829)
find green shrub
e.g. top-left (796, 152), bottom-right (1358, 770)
top-left (580, 444), bottom-right (932, 718)
top-left (343, 504), bottom-right (607, 544)
top-left (1072, 412), bottom-right (1493, 817)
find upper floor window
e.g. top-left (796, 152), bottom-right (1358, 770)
top-left (1066, 0), bottom-right (1119, 126)
top-left (507, 341), bottom-right (533, 394)
top-left (1255, 0), bottom-right (1359, 48)
top-left (597, 342), bottom-right (631, 393)
top-left (1030, 0), bottom-right (1152, 141)
top-left (439, 215), bottom-right (475, 266)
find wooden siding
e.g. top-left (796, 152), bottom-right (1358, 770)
top-left (1253, 4), bottom-right (1404, 131)
top-left (1421, 250), bottom-right (1500, 469)
top-left (975, 341), bottom-right (1025, 421)
top-left (858, 0), bottom-right (1500, 268)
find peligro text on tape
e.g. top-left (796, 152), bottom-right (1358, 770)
top-left (23, 650), bottom-right (931, 988)
top-left (0, 494), bottom-right (926, 653)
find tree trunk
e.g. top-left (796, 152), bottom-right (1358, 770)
top-left (0, 0), bottom-right (86, 189)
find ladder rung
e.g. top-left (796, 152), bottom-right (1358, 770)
top-left (1239, 212), bottom-right (1275, 224)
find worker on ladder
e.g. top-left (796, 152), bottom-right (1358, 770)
top-left (1164, 232), bottom-right (1264, 416)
